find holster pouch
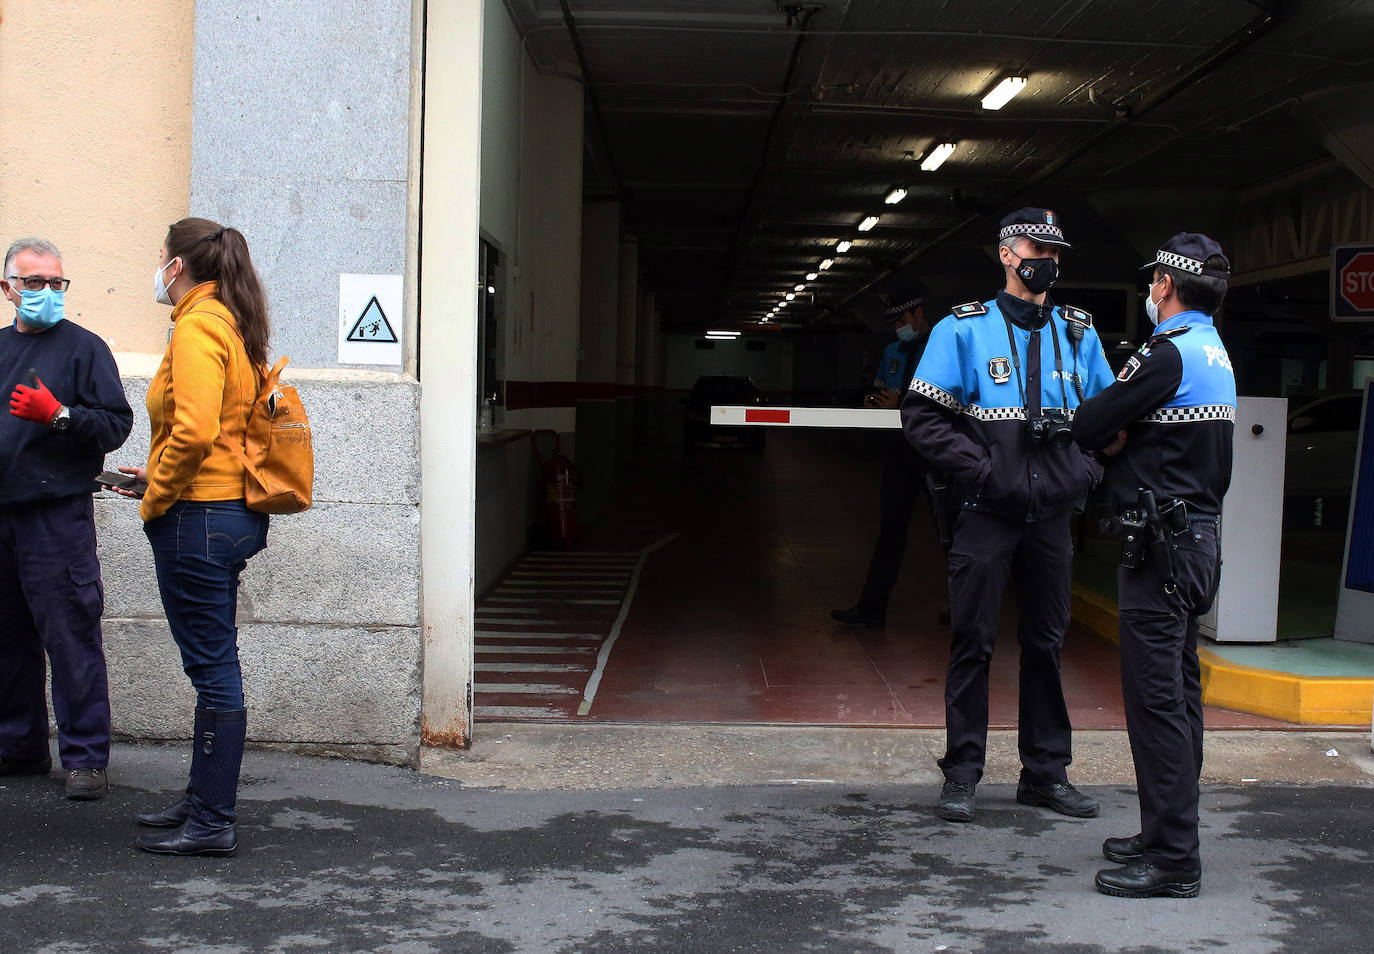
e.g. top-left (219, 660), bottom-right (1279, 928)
top-left (925, 470), bottom-right (956, 550)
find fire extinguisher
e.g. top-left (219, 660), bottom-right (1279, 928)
top-left (533, 429), bottom-right (580, 549)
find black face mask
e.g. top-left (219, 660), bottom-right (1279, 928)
top-left (1013, 255), bottom-right (1059, 294)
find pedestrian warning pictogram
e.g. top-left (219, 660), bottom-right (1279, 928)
top-left (345, 296), bottom-right (398, 343)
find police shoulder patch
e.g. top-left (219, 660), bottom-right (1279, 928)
top-left (1116, 354), bottom-right (1143, 382)
top-left (1061, 305), bottom-right (1093, 327)
top-left (953, 300), bottom-right (988, 318)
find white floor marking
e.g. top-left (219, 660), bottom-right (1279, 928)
top-left (486, 597), bottom-right (620, 605)
top-left (474, 705), bottom-right (568, 719)
top-left (577, 533), bottom-right (680, 716)
top-left (475, 662), bottom-right (587, 673)
top-left (476, 683), bottom-right (580, 695)
top-left (476, 631), bottom-right (602, 640)
top-left (476, 644), bottom-right (597, 655)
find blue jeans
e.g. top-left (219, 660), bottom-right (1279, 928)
top-left (145, 501), bottom-right (269, 710)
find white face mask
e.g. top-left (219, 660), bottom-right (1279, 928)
top-left (895, 322), bottom-right (918, 342)
top-left (1144, 279), bottom-right (1162, 326)
top-left (154, 257), bottom-right (180, 306)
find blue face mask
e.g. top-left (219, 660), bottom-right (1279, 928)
top-left (895, 323), bottom-right (918, 342)
top-left (15, 287), bottom-right (65, 331)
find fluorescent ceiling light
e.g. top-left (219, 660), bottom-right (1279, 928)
top-left (785, 293), bottom-right (796, 300)
top-left (778, 300), bottom-right (789, 307)
top-left (819, 258), bottom-right (834, 270)
top-left (981, 76), bottom-right (1026, 111)
top-left (858, 215), bottom-right (880, 232)
top-left (920, 142), bottom-right (956, 171)
top-left (835, 240), bottom-right (852, 254)
top-left (707, 330), bottom-right (740, 337)
top-left (884, 187), bottom-right (907, 205)
top-left (794, 283), bottom-right (806, 291)
top-left (806, 272), bottom-right (819, 281)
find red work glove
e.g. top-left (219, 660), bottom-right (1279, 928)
top-left (9, 376), bottom-right (63, 425)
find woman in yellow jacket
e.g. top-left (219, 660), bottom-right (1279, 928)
top-left (119, 217), bottom-right (270, 857)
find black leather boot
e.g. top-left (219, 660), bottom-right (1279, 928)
top-left (137, 707), bottom-right (245, 857)
top-left (1102, 833), bottom-right (1144, 864)
top-left (136, 710), bottom-right (207, 828)
top-left (136, 796), bottom-right (190, 828)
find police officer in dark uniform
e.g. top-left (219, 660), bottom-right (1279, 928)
top-left (902, 209), bottom-right (1116, 822)
top-left (1072, 233), bottom-right (1236, 899)
top-left (832, 287), bottom-right (932, 628)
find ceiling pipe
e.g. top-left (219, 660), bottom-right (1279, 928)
top-left (840, 6), bottom-right (1287, 306)
top-left (557, 0), bottom-right (634, 228)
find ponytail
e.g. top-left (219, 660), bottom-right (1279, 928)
top-left (164, 218), bottom-right (271, 367)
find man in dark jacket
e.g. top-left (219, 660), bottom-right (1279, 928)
top-left (901, 209), bottom-right (1115, 823)
top-left (0, 238), bottom-right (133, 800)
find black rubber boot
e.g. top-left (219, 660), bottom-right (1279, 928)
top-left (137, 707), bottom-right (245, 857)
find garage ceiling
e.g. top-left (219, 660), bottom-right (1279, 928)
top-left (506, 0), bottom-right (1374, 330)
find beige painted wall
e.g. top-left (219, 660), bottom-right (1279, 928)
top-left (0, 0), bottom-right (192, 356)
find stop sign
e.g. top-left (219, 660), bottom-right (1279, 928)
top-left (1333, 245), bottom-right (1374, 321)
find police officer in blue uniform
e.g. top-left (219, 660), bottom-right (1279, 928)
top-left (832, 287), bottom-right (932, 628)
top-left (1073, 233), bottom-right (1236, 899)
top-left (901, 209), bottom-right (1116, 822)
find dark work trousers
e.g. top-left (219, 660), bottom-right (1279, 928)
top-left (855, 436), bottom-right (929, 615)
top-left (1117, 520), bottom-right (1220, 872)
top-left (144, 500), bottom-right (269, 711)
top-left (939, 510), bottom-right (1073, 785)
top-left (0, 494), bottom-right (110, 769)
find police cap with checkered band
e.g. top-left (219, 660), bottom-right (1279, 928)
top-left (997, 208), bottom-right (1071, 248)
top-left (882, 285), bottom-right (926, 320)
top-left (1141, 232), bottom-right (1231, 280)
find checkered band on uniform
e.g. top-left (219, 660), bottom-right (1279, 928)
top-left (1155, 250), bottom-right (1205, 274)
top-left (999, 223), bottom-right (1067, 244)
top-left (908, 378), bottom-right (963, 412)
top-left (962, 406), bottom-right (1077, 422)
top-left (1143, 404), bottom-right (1236, 423)
top-left (964, 405), bottom-right (1026, 422)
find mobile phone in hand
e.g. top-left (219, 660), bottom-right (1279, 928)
top-left (96, 471), bottom-right (147, 497)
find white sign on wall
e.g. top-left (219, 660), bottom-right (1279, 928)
top-left (338, 274), bottom-right (403, 366)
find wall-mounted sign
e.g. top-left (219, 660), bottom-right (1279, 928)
top-left (338, 274), bottom-right (403, 365)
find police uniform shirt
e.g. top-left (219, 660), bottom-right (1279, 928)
top-left (1072, 310), bottom-right (1236, 516)
top-left (874, 337), bottom-right (925, 392)
top-left (901, 291), bottom-right (1116, 521)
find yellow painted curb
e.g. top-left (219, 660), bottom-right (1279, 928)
top-left (1070, 584), bottom-right (1374, 726)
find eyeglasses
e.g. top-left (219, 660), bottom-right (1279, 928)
top-left (5, 275), bottom-right (70, 292)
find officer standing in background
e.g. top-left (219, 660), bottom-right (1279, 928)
top-left (832, 286), bottom-right (933, 628)
top-left (0, 238), bottom-right (133, 800)
top-left (901, 209), bottom-right (1116, 823)
top-left (1072, 233), bottom-right (1236, 899)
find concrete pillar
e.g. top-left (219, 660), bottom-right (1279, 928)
top-left (576, 201), bottom-right (621, 525)
top-left (637, 289), bottom-right (662, 445)
top-left (418, 0), bottom-right (484, 747)
top-left (615, 238), bottom-right (640, 474)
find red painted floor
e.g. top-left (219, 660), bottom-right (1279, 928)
top-left (475, 428), bottom-right (1291, 729)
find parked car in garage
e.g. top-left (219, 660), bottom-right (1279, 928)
top-left (1285, 391), bottom-right (1364, 497)
top-left (683, 375), bottom-right (767, 450)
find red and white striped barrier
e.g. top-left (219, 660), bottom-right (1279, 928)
top-left (710, 405), bottom-right (899, 428)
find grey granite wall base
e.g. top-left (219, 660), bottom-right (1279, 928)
top-left (97, 373), bottom-right (424, 764)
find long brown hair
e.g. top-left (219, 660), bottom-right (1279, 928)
top-left (165, 217), bottom-right (270, 367)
